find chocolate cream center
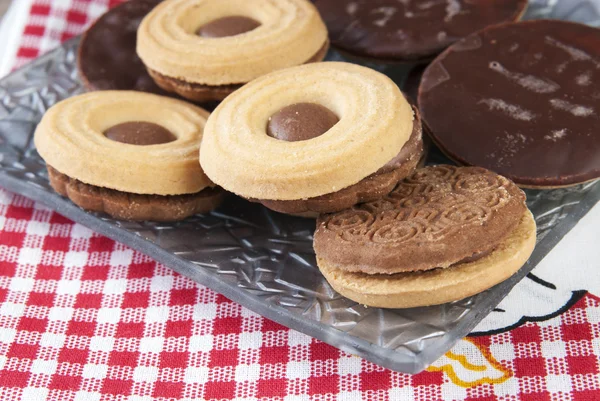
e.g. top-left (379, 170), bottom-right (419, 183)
top-left (196, 16), bottom-right (261, 38)
top-left (267, 103), bottom-right (339, 142)
top-left (104, 122), bottom-right (177, 145)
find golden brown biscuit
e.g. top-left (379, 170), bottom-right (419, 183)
top-left (137, 0), bottom-right (329, 101)
top-left (34, 91), bottom-right (221, 221)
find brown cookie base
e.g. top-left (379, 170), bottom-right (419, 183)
top-left (47, 166), bottom-right (224, 222)
top-left (147, 40), bottom-right (330, 102)
top-left (77, 0), bottom-right (168, 95)
top-left (258, 152), bottom-right (423, 217)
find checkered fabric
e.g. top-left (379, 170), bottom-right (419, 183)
top-left (1, 1), bottom-right (599, 400)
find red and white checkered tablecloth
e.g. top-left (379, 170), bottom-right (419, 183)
top-left (0, 1), bottom-right (599, 400)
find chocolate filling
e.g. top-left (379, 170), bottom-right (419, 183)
top-left (196, 16), bottom-right (261, 38)
top-left (104, 122), bottom-right (177, 145)
top-left (267, 103), bottom-right (339, 142)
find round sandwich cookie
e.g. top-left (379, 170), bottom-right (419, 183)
top-left (199, 62), bottom-right (424, 217)
top-left (419, 20), bottom-right (600, 188)
top-left (314, 165), bottom-right (537, 308)
top-left (78, 0), bottom-right (167, 94)
top-left (314, 0), bottom-right (527, 63)
top-left (34, 91), bottom-right (224, 221)
top-left (137, 0), bottom-right (330, 103)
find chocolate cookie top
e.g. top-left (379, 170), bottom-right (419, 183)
top-left (419, 20), bottom-right (600, 187)
top-left (314, 165), bottom-right (527, 274)
top-left (77, 0), bottom-right (166, 94)
top-left (314, 0), bottom-right (527, 61)
top-left (78, 0), bottom-right (166, 93)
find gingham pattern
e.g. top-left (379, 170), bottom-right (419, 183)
top-left (0, 189), bottom-right (599, 401)
top-left (0, 1), bottom-right (599, 400)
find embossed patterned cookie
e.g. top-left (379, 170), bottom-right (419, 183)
top-left (314, 165), bottom-right (536, 308)
top-left (314, 0), bottom-right (527, 62)
top-left (419, 20), bottom-right (600, 188)
top-left (137, 0), bottom-right (329, 102)
top-left (200, 62), bottom-right (424, 217)
top-left (34, 91), bottom-right (224, 221)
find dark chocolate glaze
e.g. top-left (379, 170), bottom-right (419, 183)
top-left (196, 16), bottom-right (261, 38)
top-left (77, 0), bottom-right (168, 94)
top-left (104, 122), bottom-right (176, 145)
top-left (267, 103), bottom-right (339, 142)
top-left (314, 0), bottom-right (527, 61)
top-left (419, 20), bottom-right (600, 187)
top-left (403, 64), bottom-right (427, 104)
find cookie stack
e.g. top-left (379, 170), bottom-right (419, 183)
top-left (41, 0), bottom-right (600, 309)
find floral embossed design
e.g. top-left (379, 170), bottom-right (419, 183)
top-left (370, 220), bottom-right (425, 244)
top-left (322, 165), bottom-right (516, 245)
top-left (406, 164), bottom-right (458, 184)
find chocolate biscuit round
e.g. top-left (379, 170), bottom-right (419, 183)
top-left (48, 166), bottom-right (224, 222)
top-left (314, 0), bottom-right (527, 62)
top-left (419, 20), bottom-right (600, 187)
top-left (315, 165), bottom-right (527, 275)
top-left (78, 0), bottom-right (167, 93)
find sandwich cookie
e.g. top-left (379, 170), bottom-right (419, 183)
top-left (34, 91), bottom-right (223, 221)
top-left (314, 0), bottom-right (527, 63)
top-left (199, 62), bottom-right (423, 217)
top-left (78, 0), bottom-right (167, 94)
top-left (419, 20), bottom-right (600, 188)
top-left (314, 165), bottom-right (536, 308)
top-left (137, 0), bottom-right (330, 102)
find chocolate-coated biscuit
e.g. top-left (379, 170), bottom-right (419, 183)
top-left (48, 166), bottom-right (224, 222)
top-left (314, 0), bottom-right (527, 62)
top-left (78, 0), bottom-right (167, 94)
top-left (419, 20), bottom-right (600, 188)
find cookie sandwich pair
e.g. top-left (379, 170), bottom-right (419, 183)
top-left (199, 62), bottom-right (425, 217)
top-left (34, 91), bottom-right (223, 222)
top-left (78, 0), bottom-right (329, 103)
top-left (314, 165), bottom-right (537, 308)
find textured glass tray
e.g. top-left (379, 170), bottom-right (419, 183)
top-left (0, 1), bottom-right (599, 374)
